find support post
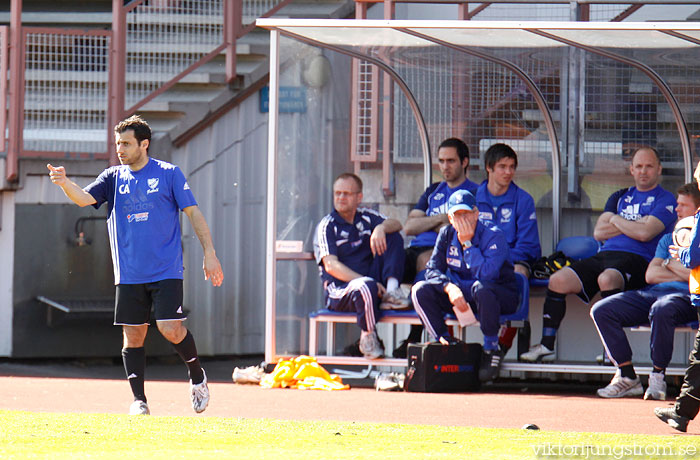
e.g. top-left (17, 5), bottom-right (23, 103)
top-left (7, 0), bottom-right (23, 182)
top-left (225, 0), bottom-right (241, 85)
top-left (109, 0), bottom-right (127, 165)
top-left (265, 30), bottom-right (280, 364)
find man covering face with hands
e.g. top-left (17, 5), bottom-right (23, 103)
top-left (411, 190), bottom-right (519, 383)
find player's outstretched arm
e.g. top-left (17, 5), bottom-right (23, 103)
top-left (183, 205), bottom-right (224, 287)
top-left (46, 164), bottom-right (97, 207)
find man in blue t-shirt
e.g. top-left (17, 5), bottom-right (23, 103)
top-left (47, 115), bottom-right (223, 416)
top-left (591, 183), bottom-right (700, 400)
top-left (314, 173), bottom-right (406, 359)
top-left (476, 143), bottom-right (541, 356)
top-left (392, 138), bottom-right (478, 358)
top-left (521, 147), bottom-right (677, 363)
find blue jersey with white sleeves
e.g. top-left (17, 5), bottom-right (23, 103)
top-left (314, 207), bottom-right (386, 285)
top-left (601, 185), bottom-right (677, 261)
top-left (409, 178), bottom-right (478, 248)
top-left (475, 181), bottom-right (541, 264)
top-left (84, 158), bottom-right (197, 284)
top-left (425, 219), bottom-right (515, 290)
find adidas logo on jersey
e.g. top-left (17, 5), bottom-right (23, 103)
top-left (183, 182), bottom-right (190, 191)
top-left (177, 306), bottom-right (183, 314)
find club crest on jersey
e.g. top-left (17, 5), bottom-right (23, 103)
top-left (449, 245), bottom-right (459, 256)
top-left (645, 196), bottom-right (655, 205)
top-left (118, 183), bottom-right (130, 194)
top-left (500, 208), bottom-right (512, 222)
top-left (433, 193), bottom-right (444, 201)
top-left (624, 195), bottom-right (633, 203)
top-left (147, 178), bottom-right (159, 194)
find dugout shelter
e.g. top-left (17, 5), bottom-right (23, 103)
top-left (259, 18), bottom-right (698, 376)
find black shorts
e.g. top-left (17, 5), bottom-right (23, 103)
top-left (568, 250), bottom-right (649, 303)
top-left (403, 245), bottom-right (434, 284)
top-left (114, 279), bottom-right (185, 326)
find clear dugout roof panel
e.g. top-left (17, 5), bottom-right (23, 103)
top-left (257, 19), bottom-right (700, 49)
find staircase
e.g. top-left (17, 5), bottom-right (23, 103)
top-left (0, 0), bottom-right (354, 182)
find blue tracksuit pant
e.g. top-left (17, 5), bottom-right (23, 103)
top-left (590, 290), bottom-right (694, 369)
top-left (411, 278), bottom-right (518, 343)
top-left (325, 232), bottom-right (406, 331)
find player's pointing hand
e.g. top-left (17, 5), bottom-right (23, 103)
top-left (47, 164), bottom-right (67, 186)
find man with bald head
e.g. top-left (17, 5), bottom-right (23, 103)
top-left (521, 147), bottom-right (677, 362)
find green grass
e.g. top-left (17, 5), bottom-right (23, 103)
top-left (1, 410), bottom-right (697, 459)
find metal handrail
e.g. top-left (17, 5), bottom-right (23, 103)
top-left (5, 0), bottom-right (285, 180)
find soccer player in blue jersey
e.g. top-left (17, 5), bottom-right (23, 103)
top-left (47, 115), bottom-right (223, 416)
top-left (393, 138), bottom-right (478, 358)
top-left (476, 143), bottom-right (541, 359)
top-left (314, 173), bottom-right (406, 359)
top-left (411, 189), bottom-right (518, 382)
top-left (521, 147), bottom-right (677, 363)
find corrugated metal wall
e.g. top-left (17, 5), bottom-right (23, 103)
top-left (171, 95), bottom-right (268, 356)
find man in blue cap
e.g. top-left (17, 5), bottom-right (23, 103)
top-left (411, 189), bottom-right (519, 382)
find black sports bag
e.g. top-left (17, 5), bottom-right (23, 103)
top-left (405, 340), bottom-right (481, 393)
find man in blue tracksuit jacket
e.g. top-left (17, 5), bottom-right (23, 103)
top-left (411, 189), bottom-right (518, 383)
top-left (475, 143), bottom-right (540, 354)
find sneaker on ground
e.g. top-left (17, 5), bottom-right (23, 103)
top-left (519, 343), bottom-right (555, 362)
top-left (359, 330), bottom-right (384, 359)
top-left (644, 372), bottom-right (667, 401)
top-left (596, 375), bottom-right (643, 398)
top-left (232, 365), bottom-right (265, 384)
top-left (381, 286), bottom-right (411, 310)
top-left (479, 347), bottom-right (505, 383)
top-left (375, 372), bottom-right (401, 391)
top-left (190, 369), bottom-right (210, 413)
top-left (654, 407), bottom-right (689, 432)
top-left (129, 400), bottom-right (150, 415)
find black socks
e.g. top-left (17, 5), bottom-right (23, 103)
top-left (620, 363), bottom-right (636, 380)
top-left (172, 330), bottom-right (204, 384)
top-left (122, 347), bottom-right (147, 403)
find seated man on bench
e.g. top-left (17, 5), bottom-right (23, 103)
top-left (395, 137), bottom-right (478, 358)
top-left (313, 173), bottom-right (408, 359)
top-left (591, 183), bottom-right (700, 400)
top-left (411, 190), bottom-right (518, 383)
top-left (521, 147), bottom-right (677, 363)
